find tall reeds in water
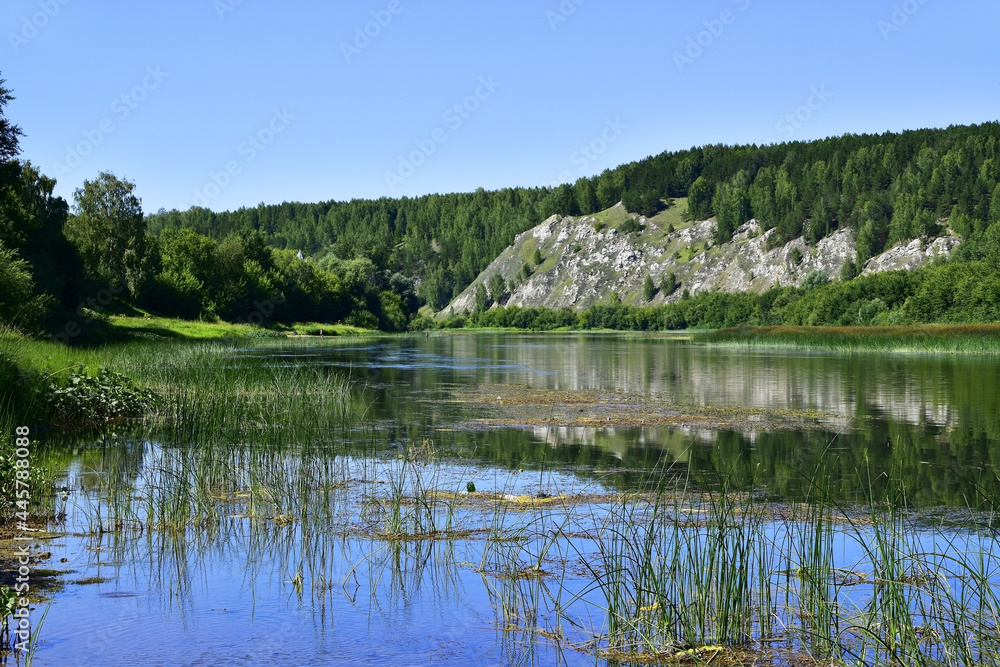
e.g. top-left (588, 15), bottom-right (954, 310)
top-left (52, 339), bottom-right (1000, 665)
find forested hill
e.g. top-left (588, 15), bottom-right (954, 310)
top-left (5, 66), bottom-right (1000, 341)
top-left (149, 121), bottom-right (1000, 311)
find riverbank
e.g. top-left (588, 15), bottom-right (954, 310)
top-left (702, 324), bottom-right (1000, 354)
top-left (6, 330), bottom-right (1000, 664)
top-left (108, 314), bottom-right (373, 340)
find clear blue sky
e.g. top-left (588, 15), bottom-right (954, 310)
top-left (3, 0), bottom-right (998, 213)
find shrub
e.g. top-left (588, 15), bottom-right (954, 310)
top-left (48, 367), bottom-right (160, 429)
top-left (800, 270), bottom-right (830, 290)
top-left (619, 218), bottom-right (645, 234)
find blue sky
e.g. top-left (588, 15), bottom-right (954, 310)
top-left (2, 0), bottom-right (998, 213)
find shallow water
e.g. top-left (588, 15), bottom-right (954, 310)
top-left (29, 334), bottom-right (1000, 665)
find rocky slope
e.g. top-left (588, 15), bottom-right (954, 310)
top-left (444, 202), bottom-right (959, 314)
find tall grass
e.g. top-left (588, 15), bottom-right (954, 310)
top-left (25, 336), bottom-right (1000, 665)
top-left (59, 425), bottom-right (1000, 666)
top-left (704, 324), bottom-right (1000, 354)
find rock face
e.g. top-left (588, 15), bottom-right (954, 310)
top-left (445, 204), bottom-right (959, 314)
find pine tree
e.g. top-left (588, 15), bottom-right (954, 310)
top-left (474, 283), bottom-right (489, 313)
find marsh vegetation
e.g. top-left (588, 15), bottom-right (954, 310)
top-left (6, 333), bottom-right (1000, 665)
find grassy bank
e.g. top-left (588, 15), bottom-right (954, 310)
top-left (703, 324), bottom-right (1000, 354)
top-left (108, 314), bottom-right (373, 340)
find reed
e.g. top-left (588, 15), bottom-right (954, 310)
top-left (703, 324), bottom-right (1000, 355)
top-left (26, 337), bottom-right (1000, 665)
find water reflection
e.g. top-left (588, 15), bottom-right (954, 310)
top-left (36, 334), bottom-right (1000, 665)
top-left (261, 335), bottom-right (999, 507)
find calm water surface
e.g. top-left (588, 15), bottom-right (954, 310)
top-left (34, 334), bottom-right (1000, 665)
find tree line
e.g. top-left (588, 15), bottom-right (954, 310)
top-left (2, 68), bottom-right (1000, 339)
top-left (424, 258), bottom-right (1000, 332)
top-left (148, 121), bottom-right (1000, 310)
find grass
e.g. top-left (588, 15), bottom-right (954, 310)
top-left (39, 396), bottom-right (1000, 666)
top-left (109, 313), bottom-right (373, 340)
top-left (9, 329), bottom-right (1000, 664)
top-left (647, 197), bottom-right (690, 233)
top-left (590, 204), bottom-right (632, 228)
top-left (704, 324), bottom-right (1000, 354)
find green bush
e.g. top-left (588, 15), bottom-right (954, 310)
top-left (618, 218), bottom-right (645, 234)
top-left (48, 367), bottom-right (160, 429)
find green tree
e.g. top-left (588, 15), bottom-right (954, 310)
top-left (840, 258), bottom-right (858, 282)
top-left (660, 272), bottom-right (678, 296)
top-left (643, 275), bottom-right (656, 301)
top-left (65, 172), bottom-right (151, 300)
top-left (856, 219), bottom-right (878, 266)
top-left (0, 77), bottom-right (23, 161)
top-left (488, 273), bottom-right (506, 304)
top-left (0, 241), bottom-right (49, 330)
top-left (687, 176), bottom-right (713, 220)
top-left (712, 170), bottom-right (751, 244)
top-left (474, 283), bottom-right (489, 313)
top-left (532, 248), bottom-right (543, 265)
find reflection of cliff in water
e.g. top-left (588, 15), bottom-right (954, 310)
top-left (306, 335), bottom-right (998, 436)
top-left (265, 335), bottom-right (1000, 507)
top-left (437, 335), bottom-right (985, 431)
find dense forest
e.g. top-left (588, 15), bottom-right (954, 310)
top-left (2, 68), bottom-right (1000, 339)
top-left (147, 120), bottom-right (1000, 317)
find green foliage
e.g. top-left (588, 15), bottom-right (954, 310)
top-left (800, 270), bottom-right (830, 290)
top-left (436, 257), bottom-right (1000, 333)
top-left (65, 172), bottom-right (151, 301)
top-left (712, 169), bottom-right (751, 243)
top-left (518, 262), bottom-right (533, 282)
top-left (840, 258), bottom-right (858, 282)
top-left (661, 272), bottom-right (678, 296)
top-left (0, 241), bottom-right (50, 330)
top-left (0, 76), bottom-right (23, 161)
top-left (488, 273), bottom-right (507, 305)
top-left (532, 248), bottom-right (543, 265)
top-left (687, 176), bottom-right (713, 220)
top-left (643, 275), bottom-right (656, 301)
top-left (48, 366), bottom-right (160, 428)
top-left (618, 217), bottom-right (645, 234)
top-left (7, 65), bottom-right (1000, 334)
top-left (474, 283), bottom-right (489, 313)
top-left (140, 122), bottom-right (1000, 314)
top-left (622, 189), bottom-right (663, 217)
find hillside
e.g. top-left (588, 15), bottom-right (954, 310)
top-left (446, 201), bottom-right (959, 314)
top-left (144, 121), bottom-right (1000, 323)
